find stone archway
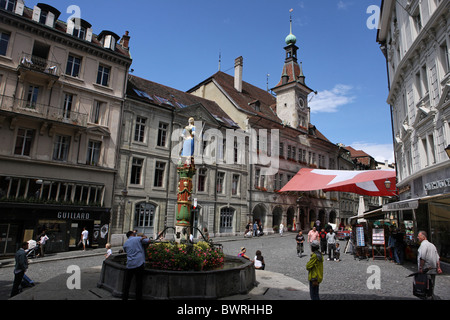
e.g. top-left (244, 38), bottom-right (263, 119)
top-left (252, 203), bottom-right (267, 228)
top-left (309, 209), bottom-right (315, 229)
top-left (299, 208), bottom-right (306, 231)
top-left (319, 209), bottom-right (326, 226)
top-left (272, 206), bottom-right (283, 228)
top-left (329, 210), bottom-right (337, 225)
top-left (287, 207), bottom-right (295, 231)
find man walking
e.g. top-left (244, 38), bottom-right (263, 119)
top-left (326, 229), bottom-right (337, 261)
top-left (81, 227), bottom-right (89, 251)
top-left (10, 242), bottom-right (29, 297)
top-left (122, 230), bottom-right (150, 300)
top-left (308, 227), bottom-right (319, 250)
top-left (417, 231), bottom-right (442, 299)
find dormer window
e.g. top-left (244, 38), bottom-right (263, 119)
top-left (73, 26), bottom-right (86, 39)
top-left (0, 0), bottom-right (16, 11)
top-left (39, 10), bottom-right (47, 24)
top-left (32, 4), bottom-right (60, 28)
top-left (68, 18), bottom-right (92, 41)
top-left (98, 31), bottom-right (119, 51)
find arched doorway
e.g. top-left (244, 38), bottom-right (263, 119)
top-left (329, 210), bottom-right (337, 225)
top-left (272, 206), bottom-right (283, 228)
top-left (309, 209), bottom-right (315, 229)
top-left (252, 203), bottom-right (267, 227)
top-left (287, 207), bottom-right (295, 231)
top-left (319, 209), bottom-right (326, 226)
top-left (299, 208), bottom-right (306, 231)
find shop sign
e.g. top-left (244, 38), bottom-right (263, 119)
top-left (424, 178), bottom-right (450, 191)
top-left (57, 211), bottom-right (91, 220)
top-left (382, 199), bottom-right (419, 211)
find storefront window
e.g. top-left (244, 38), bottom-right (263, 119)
top-left (429, 202), bottom-right (450, 263)
top-left (37, 220), bottom-right (66, 253)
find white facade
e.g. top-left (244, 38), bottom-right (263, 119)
top-left (0, 2), bottom-right (131, 254)
top-left (378, 0), bottom-right (450, 200)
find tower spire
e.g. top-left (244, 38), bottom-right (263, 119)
top-left (289, 8), bottom-right (293, 35)
top-left (285, 8), bottom-right (296, 45)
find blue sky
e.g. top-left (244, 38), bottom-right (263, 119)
top-left (25, 0), bottom-right (394, 163)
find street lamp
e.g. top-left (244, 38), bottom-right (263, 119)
top-left (384, 179), bottom-right (392, 190)
top-left (445, 145), bottom-right (450, 159)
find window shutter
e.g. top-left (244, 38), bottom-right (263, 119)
top-left (46, 11), bottom-right (55, 27)
top-left (15, 0), bottom-right (25, 15)
top-left (32, 6), bottom-right (41, 22)
top-left (86, 28), bottom-right (93, 42)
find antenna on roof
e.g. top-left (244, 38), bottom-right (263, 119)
top-left (266, 73), bottom-right (270, 91)
top-left (218, 51), bottom-right (222, 71)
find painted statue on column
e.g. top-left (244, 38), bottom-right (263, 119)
top-left (176, 118), bottom-right (197, 241)
top-left (180, 117), bottom-right (196, 166)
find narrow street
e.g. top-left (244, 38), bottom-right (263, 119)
top-left (1, 233), bottom-right (449, 300)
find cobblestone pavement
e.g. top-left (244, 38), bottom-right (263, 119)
top-left (219, 233), bottom-right (450, 300)
top-left (1, 232), bottom-right (449, 301)
top-left (0, 252), bottom-right (106, 300)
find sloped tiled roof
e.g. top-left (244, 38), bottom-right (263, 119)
top-left (19, 5), bottom-right (131, 60)
top-left (127, 75), bottom-right (239, 128)
top-left (189, 71), bottom-right (337, 146)
top-left (345, 146), bottom-right (375, 167)
top-left (189, 71), bottom-right (280, 123)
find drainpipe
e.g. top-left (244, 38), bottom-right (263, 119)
top-left (165, 108), bottom-right (175, 231)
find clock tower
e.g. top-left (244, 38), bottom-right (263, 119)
top-left (272, 13), bottom-right (315, 129)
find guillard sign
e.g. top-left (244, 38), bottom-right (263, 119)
top-left (57, 211), bottom-right (91, 220)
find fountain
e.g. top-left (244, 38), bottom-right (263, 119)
top-left (97, 118), bottom-right (256, 299)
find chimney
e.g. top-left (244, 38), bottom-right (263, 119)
top-left (120, 31), bottom-right (130, 50)
top-left (234, 56), bottom-right (243, 93)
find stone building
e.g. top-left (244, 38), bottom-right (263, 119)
top-left (0, 1), bottom-right (131, 254)
top-left (110, 75), bottom-right (250, 244)
top-left (188, 24), bottom-right (344, 233)
top-left (377, 0), bottom-right (450, 262)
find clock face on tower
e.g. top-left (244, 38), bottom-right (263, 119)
top-left (297, 97), bottom-right (305, 110)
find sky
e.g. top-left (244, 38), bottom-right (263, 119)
top-left (25, 0), bottom-right (394, 163)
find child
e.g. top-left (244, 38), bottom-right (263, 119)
top-left (105, 243), bottom-right (112, 259)
top-left (254, 250), bottom-right (265, 270)
top-left (335, 242), bottom-right (341, 262)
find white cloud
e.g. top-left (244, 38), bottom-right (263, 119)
top-left (309, 84), bottom-right (355, 113)
top-left (337, 1), bottom-right (352, 10)
top-left (350, 142), bottom-right (395, 164)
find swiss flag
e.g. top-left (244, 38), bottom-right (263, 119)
top-left (280, 168), bottom-right (397, 197)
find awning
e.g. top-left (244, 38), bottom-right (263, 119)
top-left (280, 168), bottom-right (397, 197)
top-left (350, 208), bottom-right (384, 221)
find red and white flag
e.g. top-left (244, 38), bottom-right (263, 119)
top-left (280, 168), bottom-right (397, 196)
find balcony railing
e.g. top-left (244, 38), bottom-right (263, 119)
top-left (18, 53), bottom-right (61, 77)
top-left (0, 95), bottom-right (88, 127)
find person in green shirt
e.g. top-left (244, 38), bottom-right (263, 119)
top-left (306, 240), bottom-right (324, 300)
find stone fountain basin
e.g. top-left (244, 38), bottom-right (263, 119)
top-left (97, 254), bottom-right (256, 300)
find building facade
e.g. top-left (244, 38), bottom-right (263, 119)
top-left (377, 0), bottom-right (450, 262)
top-left (188, 27), bottom-right (344, 233)
top-left (110, 75), bottom-right (250, 244)
top-left (0, 2), bottom-right (131, 255)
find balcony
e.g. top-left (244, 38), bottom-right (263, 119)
top-left (17, 53), bottom-right (61, 86)
top-left (0, 95), bottom-right (88, 127)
